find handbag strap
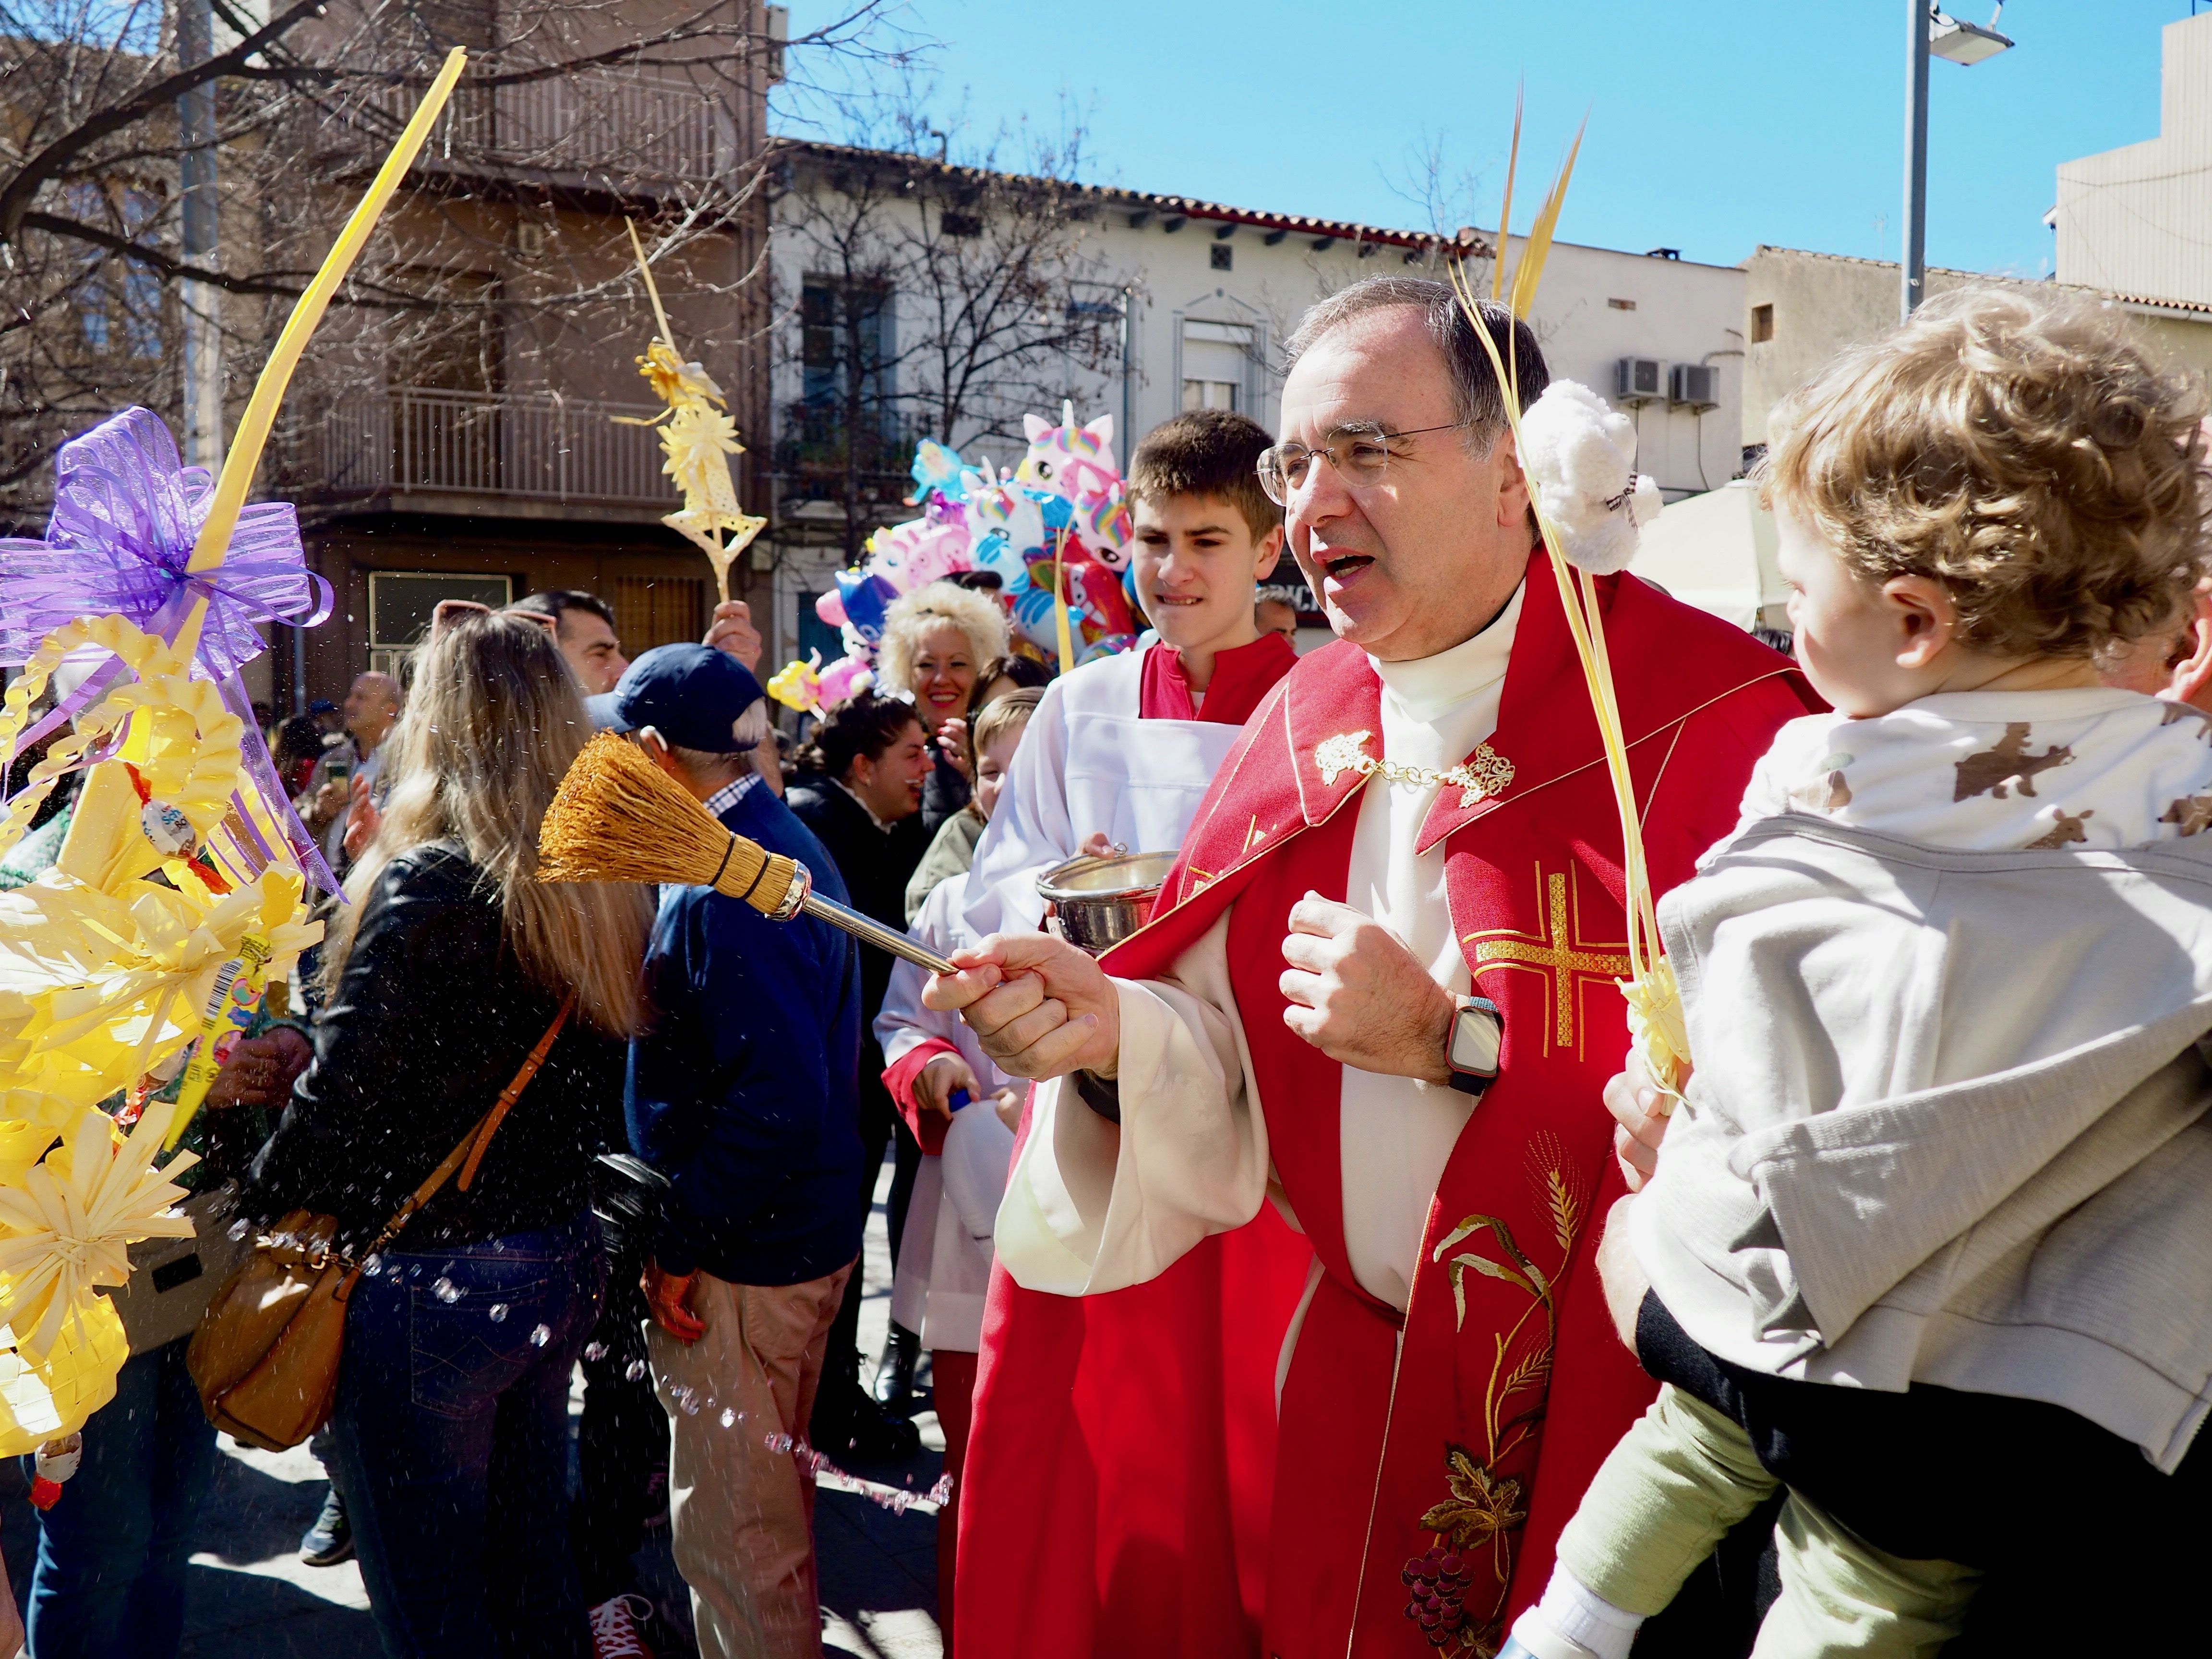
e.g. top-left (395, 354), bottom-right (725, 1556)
top-left (359, 993), bottom-right (575, 1263)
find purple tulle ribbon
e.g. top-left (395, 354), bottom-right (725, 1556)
top-left (0, 408), bottom-right (344, 895)
top-left (0, 407), bottom-right (332, 681)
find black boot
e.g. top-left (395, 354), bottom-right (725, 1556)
top-left (811, 1359), bottom-right (920, 1464)
top-left (873, 1322), bottom-right (920, 1417)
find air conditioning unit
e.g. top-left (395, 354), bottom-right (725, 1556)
top-left (1670, 362), bottom-right (1720, 411)
top-left (1616, 357), bottom-right (1665, 406)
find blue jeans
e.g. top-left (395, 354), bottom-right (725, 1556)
top-left (332, 1213), bottom-right (606, 1659)
top-left (20, 1335), bottom-right (217, 1659)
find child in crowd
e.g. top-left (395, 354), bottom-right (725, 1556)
top-left (905, 656), bottom-right (1052, 922)
top-left (876, 688), bottom-right (1043, 1648)
top-left (1508, 288), bottom-right (2212, 1659)
top-left (961, 408), bottom-right (1294, 935)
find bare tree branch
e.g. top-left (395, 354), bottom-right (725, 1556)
top-left (0, 0), bottom-right (330, 243)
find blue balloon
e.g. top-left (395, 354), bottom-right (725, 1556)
top-left (837, 570), bottom-right (899, 642)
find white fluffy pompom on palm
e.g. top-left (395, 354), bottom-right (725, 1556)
top-left (1517, 380), bottom-right (1664, 574)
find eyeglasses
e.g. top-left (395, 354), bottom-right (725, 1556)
top-left (1255, 421), bottom-right (1474, 505)
top-left (430, 600), bottom-right (560, 639)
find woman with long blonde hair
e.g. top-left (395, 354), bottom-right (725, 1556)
top-left (243, 607), bottom-right (650, 1658)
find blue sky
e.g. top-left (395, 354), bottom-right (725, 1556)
top-left (778, 1), bottom-right (2195, 276)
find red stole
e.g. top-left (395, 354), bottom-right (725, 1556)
top-left (955, 553), bottom-right (1815, 1659)
top-left (1138, 631), bottom-right (1299, 725)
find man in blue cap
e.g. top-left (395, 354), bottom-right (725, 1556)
top-left (591, 645), bottom-right (868, 1659)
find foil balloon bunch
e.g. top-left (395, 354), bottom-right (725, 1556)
top-left (769, 403), bottom-right (1138, 716)
top-left (0, 51), bottom-right (468, 1461)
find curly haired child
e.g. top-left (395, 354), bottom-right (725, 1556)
top-left (1506, 286), bottom-right (2212, 1659)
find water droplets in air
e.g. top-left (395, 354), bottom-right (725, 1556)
top-left (488, 1303), bottom-right (508, 1323)
top-left (529, 1323), bottom-right (551, 1347)
top-left (433, 1276), bottom-right (459, 1304)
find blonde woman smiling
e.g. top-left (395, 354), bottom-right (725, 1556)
top-left (876, 582), bottom-right (1011, 831)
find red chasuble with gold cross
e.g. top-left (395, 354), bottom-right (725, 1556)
top-left (954, 551), bottom-right (1815, 1659)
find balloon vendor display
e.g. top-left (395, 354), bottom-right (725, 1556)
top-left (767, 402), bottom-right (1140, 715)
top-left (0, 49), bottom-right (468, 1481)
top-left (618, 220), bottom-right (768, 602)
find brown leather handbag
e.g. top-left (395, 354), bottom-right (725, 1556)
top-left (188, 995), bottom-right (574, 1451)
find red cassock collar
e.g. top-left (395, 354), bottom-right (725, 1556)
top-left (1136, 629), bottom-right (1300, 725)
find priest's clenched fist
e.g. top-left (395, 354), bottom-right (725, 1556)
top-left (1279, 893), bottom-right (1456, 1084)
top-left (924, 933), bottom-right (1122, 1079)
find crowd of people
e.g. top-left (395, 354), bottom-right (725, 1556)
top-left (6, 271), bottom-right (2211, 1659)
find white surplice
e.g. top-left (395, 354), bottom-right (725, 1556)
top-left (996, 586), bottom-right (1526, 1315)
top-left (876, 878), bottom-right (1017, 1351)
top-left (961, 642), bottom-right (1251, 939)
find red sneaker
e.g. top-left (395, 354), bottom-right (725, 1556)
top-left (588, 1594), bottom-right (656, 1659)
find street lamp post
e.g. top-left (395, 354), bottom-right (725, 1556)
top-left (1901, 5), bottom-right (2015, 321)
top-left (1902, 0), bottom-right (1932, 320)
top-left (178, 0), bottom-right (221, 467)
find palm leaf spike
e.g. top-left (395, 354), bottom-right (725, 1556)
top-left (1446, 235), bottom-right (1688, 1099)
top-left (1051, 526), bottom-right (1078, 674)
top-left (625, 218), bottom-right (679, 357)
top-left (169, 47), bottom-right (469, 665)
top-left (1506, 114), bottom-right (1587, 323)
top-left (1491, 85), bottom-right (1524, 304)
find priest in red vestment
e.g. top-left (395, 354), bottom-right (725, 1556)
top-left (932, 277), bottom-right (1815, 1659)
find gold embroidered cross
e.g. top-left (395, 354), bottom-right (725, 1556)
top-left (1312, 730), bottom-right (1515, 807)
top-left (1465, 867), bottom-right (1632, 1053)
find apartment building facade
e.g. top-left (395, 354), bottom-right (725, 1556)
top-left (755, 142), bottom-right (1749, 665)
top-left (270, 0), bottom-right (784, 707)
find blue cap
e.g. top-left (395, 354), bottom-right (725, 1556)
top-left (587, 645), bottom-right (768, 754)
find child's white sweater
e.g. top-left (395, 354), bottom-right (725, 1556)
top-left (1633, 685), bottom-right (2212, 1471)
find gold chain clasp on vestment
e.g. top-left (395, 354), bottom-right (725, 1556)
top-left (1313, 730), bottom-right (1515, 807)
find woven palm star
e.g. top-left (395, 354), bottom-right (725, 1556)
top-left (637, 340), bottom-right (724, 409)
top-left (0, 1100), bottom-right (196, 1359)
top-left (660, 402), bottom-right (744, 508)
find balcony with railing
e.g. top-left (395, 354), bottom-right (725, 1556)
top-left (313, 386), bottom-right (673, 515)
top-left (348, 68), bottom-right (742, 185)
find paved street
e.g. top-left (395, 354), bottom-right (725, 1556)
top-left (2, 1154), bottom-right (942, 1659)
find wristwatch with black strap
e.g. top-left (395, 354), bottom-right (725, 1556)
top-left (1444, 994), bottom-right (1504, 1096)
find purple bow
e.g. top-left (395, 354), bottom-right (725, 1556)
top-left (0, 407), bottom-right (332, 681)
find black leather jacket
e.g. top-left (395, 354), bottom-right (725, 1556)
top-left (243, 841), bottom-right (625, 1250)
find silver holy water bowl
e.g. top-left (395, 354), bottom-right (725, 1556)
top-left (1035, 850), bottom-right (1180, 957)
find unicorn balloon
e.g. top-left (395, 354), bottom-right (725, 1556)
top-left (966, 472), bottom-right (1136, 664)
top-left (1014, 401), bottom-right (1133, 569)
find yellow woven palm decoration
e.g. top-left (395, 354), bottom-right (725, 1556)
top-left (619, 221), bottom-right (768, 600)
top-left (0, 50), bottom-right (469, 1454)
top-left (1450, 110), bottom-right (1691, 1100)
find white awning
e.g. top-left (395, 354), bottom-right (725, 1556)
top-left (1631, 480), bottom-right (1787, 634)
